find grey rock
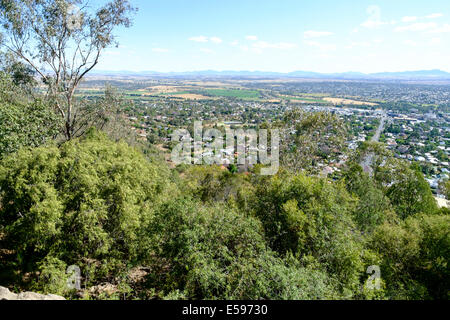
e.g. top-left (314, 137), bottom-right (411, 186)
top-left (0, 286), bottom-right (17, 300)
top-left (0, 286), bottom-right (65, 300)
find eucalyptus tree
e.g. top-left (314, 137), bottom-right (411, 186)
top-left (0, 0), bottom-right (137, 139)
top-left (279, 108), bottom-right (348, 173)
top-left (0, 72), bottom-right (61, 157)
top-left (0, 51), bottom-right (37, 87)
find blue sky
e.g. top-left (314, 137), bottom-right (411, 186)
top-left (96, 0), bottom-right (450, 73)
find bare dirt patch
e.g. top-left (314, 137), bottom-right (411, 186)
top-left (185, 81), bottom-right (232, 87)
top-left (175, 93), bottom-right (213, 100)
top-left (146, 86), bottom-right (186, 94)
top-left (289, 99), bottom-right (318, 104)
top-left (323, 97), bottom-right (377, 106)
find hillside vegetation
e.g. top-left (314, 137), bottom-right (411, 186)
top-left (0, 0), bottom-right (448, 301)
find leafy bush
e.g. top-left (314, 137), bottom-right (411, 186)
top-left (250, 173), bottom-right (371, 295)
top-left (32, 256), bottom-right (69, 296)
top-left (0, 124), bottom-right (446, 300)
top-left (141, 197), bottom-right (336, 299)
top-left (0, 130), bottom-right (172, 286)
top-left (370, 214), bottom-right (450, 299)
top-left (0, 73), bottom-right (61, 158)
top-left (375, 160), bottom-right (438, 219)
top-left (343, 163), bottom-right (395, 231)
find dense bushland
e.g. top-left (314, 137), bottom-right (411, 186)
top-left (0, 0), bottom-right (447, 299)
top-left (0, 129), bottom-right (447, 300)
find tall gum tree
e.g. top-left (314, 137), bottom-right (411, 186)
top-left (0, 0), bottom-right (137, 139)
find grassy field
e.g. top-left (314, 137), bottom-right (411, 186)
top-left (79, 86), bottom-right (380, 105)
top-left (298, 93), bottom-right (329, 98)
top-left (136, 88), bottom-right (263, 100)
top-left (152, 91), bottom-right (193, 96)
top-left (202, 89), bottom-right (261, 99)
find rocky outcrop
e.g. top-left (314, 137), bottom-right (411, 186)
top-left (0, 286), bottom-right (65, 300)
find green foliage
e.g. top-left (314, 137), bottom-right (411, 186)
top-left (354, 141), bottom-right (392, 178)
top-left (0, 0), bottom-right (137, 140)
top-left (32, 256), bottom-right (69, 296)
top-left (380, 161), bottom-right (438, 219)
top-left (0, 112), bottom-right (447, 300)
top-left (343, 163), bottom-right (395, 231)
top-left (370, 214), bottom-right (450, 299)
top-left (442, 179), bottom-right (450, 200)
top-left (142, 197), bottom-right (336, 300)
top-left (0, 1), bottom-right (447, 301)
top-left (0, 73), bottom-right (61, 157)
top-left (354, 142), bottom-right (437, 220)
top-left (201, 89), bottom-right (261, 99)
top-left (251, 172), bottom-right (369, 295)
top-left (182, 165), bottom-right (254, 208)
top-left (228, 163), bottom-right (238, 174)
top-left (0, 52), bottom-right (36, 87)
top-left (0, 130), bottom-right (171, 284)
top-left (279, 109), bottom-right (348, 172)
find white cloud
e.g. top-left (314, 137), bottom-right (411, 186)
top-left (237, 39), bottom-right (297, 54)
top-left (276, 42), bottom-right (297, 49)
top-left (305, 41), bottom-right (336, 51)
top-left (429, 38), bottom-right (442, 45)
top-left (427, 23), bottom-right (450, 34)
top-left (152, 48), bottom-right (169, 53)
top-left (240, 45), bottom-right (249, 52)
top-left (210, 37), bottom-right (222, 44)
top-left (200, 48), bottom-right (214, 54)
top-left (403, 40), bottom-right (417, 46)
top-left (188, 36), bottom-right (209, 42)
top-left (252, 48), bottom-right (264, 55)
top-left (104, 50), bottom-right (121, 56)
top-left (345, 41), bottom-right (371, 49)
top-left (361, 5), bottom-right (387, 29)
top-left (395, 22), bottom-right (437, 32)
top-left (401, 16), bottom-right (417, 23)
top-left (230, 40), bottom-right (239, 46)
top-left (361, 20), bottom-right (385, 29)
top-left (189, 36), bottom-right (223, 44)
top-left (426, 13), bottom-right (443, 19)
top-left (252, 41), bottom-right (297, 50)
top-left (303, 30), bottom-right (334, 39)
top-left (245, 35), bottom-right (258, 41)
top-left (373, 38), bottom-right (384, 44)
top-left (345, 38), bottom-right (383, 49)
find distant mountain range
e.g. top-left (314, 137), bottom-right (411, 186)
top-left (89, 69), bottom-right (450, 80)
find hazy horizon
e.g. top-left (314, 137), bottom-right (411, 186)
top-left (95, 0), bottom-right (450, 73)
top-left (91, 68), bottom-right (450, 74)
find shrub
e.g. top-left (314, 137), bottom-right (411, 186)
top-left (141, 197), bottom-right (337, 299)
top-left (0, 130), bottom-right (171, 286)
top-left (370, 213), bottom-right (450, 299)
